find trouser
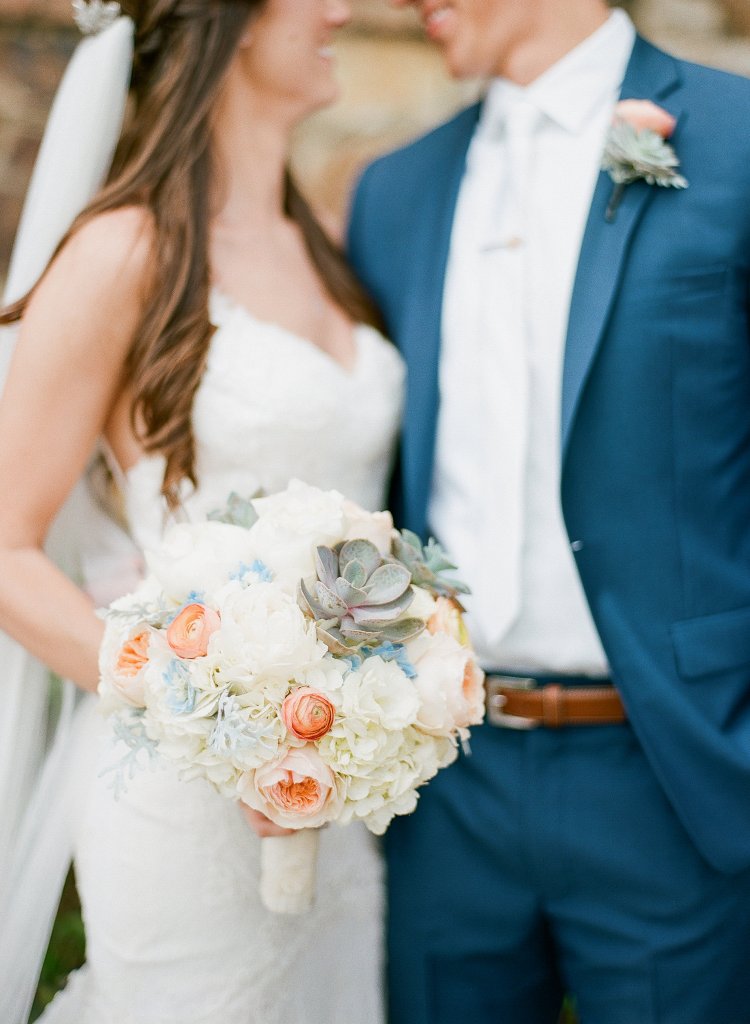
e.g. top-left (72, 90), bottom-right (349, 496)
top-left (386, 720), bottom-right (750, 1024)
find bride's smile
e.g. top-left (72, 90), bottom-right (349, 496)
top-left (237, 0), bottom-right (352, 122)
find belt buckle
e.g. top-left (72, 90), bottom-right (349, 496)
top-left (486, 675), bottom-right (539, 730)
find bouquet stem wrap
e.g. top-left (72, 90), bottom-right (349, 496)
top-left (260, 829), bottom-right (320, 914)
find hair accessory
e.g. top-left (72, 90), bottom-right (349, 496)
top-left (72, 0), bottom-right (122, 35)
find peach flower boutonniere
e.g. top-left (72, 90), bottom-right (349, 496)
top-left (602, 99), bottom-right (688, 222)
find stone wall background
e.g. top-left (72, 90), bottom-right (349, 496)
top-left (0, 0), bottom-right (749, 287)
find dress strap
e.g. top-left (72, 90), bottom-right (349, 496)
top-left (98, 435), bottom-right (130, 496)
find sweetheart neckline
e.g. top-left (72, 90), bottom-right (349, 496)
top-left (103, 297), bottom-right (400, 486)
top-left (208, 288), bottom-right (365, 379)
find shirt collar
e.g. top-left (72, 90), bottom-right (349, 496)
top-left (480, 8), bottom-right (637, 137)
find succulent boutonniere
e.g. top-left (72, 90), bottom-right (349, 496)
top-left (601, 100), bottom-right (688, 222)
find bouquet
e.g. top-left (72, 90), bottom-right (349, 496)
top-left (99, 480), bottom-right (485, 913)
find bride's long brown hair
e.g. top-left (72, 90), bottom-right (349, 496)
top-left (0, 0), bottom-right (380, 505)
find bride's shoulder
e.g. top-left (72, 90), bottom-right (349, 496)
top-left (19, 205), bottom-right (157, 374)
top-left (54, 205), bottom-right (155, 296)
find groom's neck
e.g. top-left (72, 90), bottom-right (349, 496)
top-left (495, 3), bottom-right (612, 86)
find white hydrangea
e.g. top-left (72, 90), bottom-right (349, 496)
top-left (329, 726), bottom-right (457, 835)
top-left (138, 634), bottom-right (221, 770)
top-left (293, 656), bottom-right (349, 699)
top-left (338, 656), bottom-right (420, 731)
top-left (318, 716), bottom-right (405, 780)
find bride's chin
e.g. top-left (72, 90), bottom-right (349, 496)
top-left (298, 82), bottom-right (341, 117)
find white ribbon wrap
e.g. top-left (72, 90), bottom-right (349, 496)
top-left (260, 830), bottom-right (320, 915)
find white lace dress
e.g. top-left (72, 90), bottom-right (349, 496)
top-left (39, 291), bottom-right (405, 1024)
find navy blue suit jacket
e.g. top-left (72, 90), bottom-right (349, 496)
top-left (348, 37), bottom-right (750, 874)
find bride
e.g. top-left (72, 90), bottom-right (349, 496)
top-left (0, 0), bottom-right (403, 1020)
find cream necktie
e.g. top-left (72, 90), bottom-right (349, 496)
top-left (472, 97), bottom-right (541, 648)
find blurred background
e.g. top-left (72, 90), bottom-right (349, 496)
top-left (1, 0), bottom-right (749, 290)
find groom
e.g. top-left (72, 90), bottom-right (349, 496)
top-left (348, 1), bottom-right (750, 1021)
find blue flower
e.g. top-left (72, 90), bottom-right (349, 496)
top-left (230, 559), bottom-right (274, 584)
top-left (163, 659), bottom-right (197, 714)
top-left (361, 641), bottom-right (417, 679)
top-left (341, 653), bottom-right (363, 673)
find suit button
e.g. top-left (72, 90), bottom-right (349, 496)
top-left (571, 540), bottom-right (584, 553)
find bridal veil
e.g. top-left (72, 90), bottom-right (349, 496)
top-left (0, 15), bottom-right (135, 1021)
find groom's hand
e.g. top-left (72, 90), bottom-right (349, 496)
top-left (239, 803), bottom-right (295, 837)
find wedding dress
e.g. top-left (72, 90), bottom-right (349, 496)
top-left (38, 289), bottom-right (405, 1024)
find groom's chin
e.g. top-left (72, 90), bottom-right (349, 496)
top-left (426, 25), bottom-right (500, 81)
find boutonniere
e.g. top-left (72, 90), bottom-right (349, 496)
top-left (601, 100), bottom-right (688, 222)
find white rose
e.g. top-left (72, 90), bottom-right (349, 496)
top-left (146, 521), bottom-right (258, 603)
top-left (341, 500), bottom-right (395, 556)
top-left (407, 632), bottom-right (486, 734)
top-left (211, 580), bottom-right (325, 693)
top-left (249, 480), bottom-right (347, 588)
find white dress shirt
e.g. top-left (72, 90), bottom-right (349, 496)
top-left (429, 10), bottom-right (636, 674)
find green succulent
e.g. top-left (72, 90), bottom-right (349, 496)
top-left (298, 539), bottom-right (424, 656)
top-left (602, 120), bottom-right (688, 188)
top-left (207, 492), bottom-right (260, 530)
top-left (392, 530), bottom-right (470, 604)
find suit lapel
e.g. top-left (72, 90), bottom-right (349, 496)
top-left (561, 37), bottom-right (683, 458)
top-left (404, 104), bottom-right (480, 535)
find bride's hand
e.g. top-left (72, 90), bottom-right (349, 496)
top-left (240, 803), bottom-right (294, 838)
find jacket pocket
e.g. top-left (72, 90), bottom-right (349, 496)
top-left (622, 265), bottom-right (731, 312)
top-left (671, 604), bottom-right (750, 679)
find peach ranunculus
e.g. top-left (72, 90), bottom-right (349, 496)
top-left (167, 602), bottom-right (221, 659)
top-left (614, 99), bottom-right (676, 139)
top-left (238, 746), bottom-right (341, 829)
top-left (427, 596), bottom-right (469, 647)
top-left (282, 687), bottom-right (335, 741)
top-left (113, 629), bottom-right (150, 707)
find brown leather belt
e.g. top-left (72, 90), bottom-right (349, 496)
top-left (486, 675), bottom-right (627, 729)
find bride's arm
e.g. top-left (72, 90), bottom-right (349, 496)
top-left (0, 208), bottom-right (153, 692)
